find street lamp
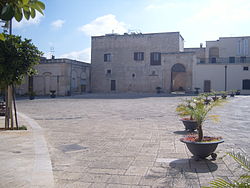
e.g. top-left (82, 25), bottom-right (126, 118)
top-left (224, 65), bottom-right (227, 91)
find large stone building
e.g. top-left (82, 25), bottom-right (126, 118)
top-left (91, 32), bottom-right (250, 94)
top-left (91, 32), bottom-right (194, 93)
top-left (17, 58), bottom-right (91, 96)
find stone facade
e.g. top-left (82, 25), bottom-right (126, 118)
top-left (91, 32), bottom-right (250, 94)
top-left (91, 32), bottom-right (194, 93)
top-left (16, 58), bottom-right (91, 96)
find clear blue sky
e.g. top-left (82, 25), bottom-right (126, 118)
top-left (8, 0), bottom-right (250, 63)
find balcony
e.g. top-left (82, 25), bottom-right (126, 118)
top-left (198, 57), bottom-right (250, 64)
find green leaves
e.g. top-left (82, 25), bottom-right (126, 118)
top-left (1, 4), bottom-right (15, 21)
top-left (203, 152), bottom-right (250, 188)
top-left (0, 34), bottom-right (5, 41)
top-left (14, 7), bottom-right (23, 22)
top-left (0, 0), bottom-right (45, 22)
top-left (37, 1), bottom-right (45, 10)
top-left (0, 34), bottom-right (43, 87)
top-left (22, 0), bottom-right (30, 5)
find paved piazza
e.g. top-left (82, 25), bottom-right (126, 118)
top-left (0, 94), bottom-right (249, 188)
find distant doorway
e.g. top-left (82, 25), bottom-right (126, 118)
top-left (81, 85), bottom-right (86, 93)
top-left (43, 72), bottom-right (52, 95)
top-left (171, 64), bottom-right (187, 92)
top-left (204, 80), bottom-right (211, 92)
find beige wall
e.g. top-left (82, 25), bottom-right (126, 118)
top-left (206, 37), bottom-right (250, 58)
top-left (91, 32), bottom-right (188, 93)
top-left (16, 59), bottom-right (91, 96)
top-left (193, 64), bottom-right (250, 94)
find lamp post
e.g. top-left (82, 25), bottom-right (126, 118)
top-left (224, 65), bottom-right (227, 91)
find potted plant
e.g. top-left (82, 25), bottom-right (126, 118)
top-left (236, 89), bottom-right (241, 95)
top-left (176, 99), bottom-right (198, 132)
top-left (50, 90), bottom-right (56, 98)
top-left (28, 91), bottom-right (36, 100)
top-left (199, 92), bottom-right (212, 105)
top-left (177, 96), bottom-right (225, 160)
top-left (156, 86), bottom-right (162, 94)
top-left (230, 89), bottom-right (237, 97)
top-left (211, 90), bottom-right (219, 101)
top-left (220, 91), bottom-right (228, 99)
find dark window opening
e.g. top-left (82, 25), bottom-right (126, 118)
top-left (240, 56), bottom-right (246, 63)
top-left (111, 80), bottom-right (116, 91)
top-left (134, 52), bottom-right (144, 61)
top-left (229, 57), bottom-right (235, 63)
top-left (150, 52), bottom-right (161, 65)
top-left (106, 69), bottom-right (111, 74)
top-left (104, 53), bottom-right (111, 62)
top-left (204, 80), bottom-right (211, 92)
top-left (243, 79), bottom-right (250, 90)
top-left (243, 66), bottom-right (249, 71)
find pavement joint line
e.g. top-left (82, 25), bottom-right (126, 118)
top-left (18, 112), bottom-right (55, 188)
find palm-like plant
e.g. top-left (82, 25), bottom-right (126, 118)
top-left (203, 152), bottom-right (250, 188)
top-left (176, 96), bottom-right (222, 142)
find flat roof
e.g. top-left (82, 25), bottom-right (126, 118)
top-left (40, 58), bottom-right (90, 65)
top-left (92, 31), bottom-right (184, 40)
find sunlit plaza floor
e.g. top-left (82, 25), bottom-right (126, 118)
top-left (0, 94), bottom-right (249, 187)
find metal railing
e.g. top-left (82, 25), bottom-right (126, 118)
top-left (198, 57), bottom-right (250, 64)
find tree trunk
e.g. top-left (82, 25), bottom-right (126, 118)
top-left (197, 124), bottom-right (203, 142)
top-left (4, 85), bottom-right (14, 129)
top-left (4, 87), bottom-right (9, 129)
top-left (8, 86), bottom-right (14, 129)
top-left (12, 85), bottom-right (18, 129)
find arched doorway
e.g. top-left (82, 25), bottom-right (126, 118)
top-left (171, 64), bottom-right (187, 92)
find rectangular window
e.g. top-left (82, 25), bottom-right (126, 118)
top-left (150, 52), bottom-right (161, 65)
top-left (229, 57), bottom-right (235, 63)
top-left (104, 53), bottom-right (111, 62)
top-left (243, 79), bottom-right (250, 89)
top-left (111, 80), bottom-right (116, 91)
top-left (243, 66), bottom-right (249, 71)
top-left (134, 52), bottom-right (144, 61)
top-left (240, 56), bottom-right (246, 63)
top-left (106, 69), bottom-right (112, 74)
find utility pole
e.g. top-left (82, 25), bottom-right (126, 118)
top-left (224, 65), bottom-right (227, 91)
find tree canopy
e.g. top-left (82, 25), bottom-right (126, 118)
top-left (0, 34), bottom-right (43, 87)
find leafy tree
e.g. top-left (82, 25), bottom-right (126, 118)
top-left (0, 34), bottom-right (43, 129)
top-left (0, 35), bottom-right (42, 86)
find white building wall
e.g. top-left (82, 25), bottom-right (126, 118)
top-left (193, 64), bottom-right (250, 94)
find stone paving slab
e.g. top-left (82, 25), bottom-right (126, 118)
top-left (0, 94), bottom-right (249, 187)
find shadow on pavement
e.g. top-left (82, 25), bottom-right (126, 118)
top-left (169, 158), bottom-right (218, 173)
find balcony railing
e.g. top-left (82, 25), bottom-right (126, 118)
top-left (198, 57), bottom-right (250, 64)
